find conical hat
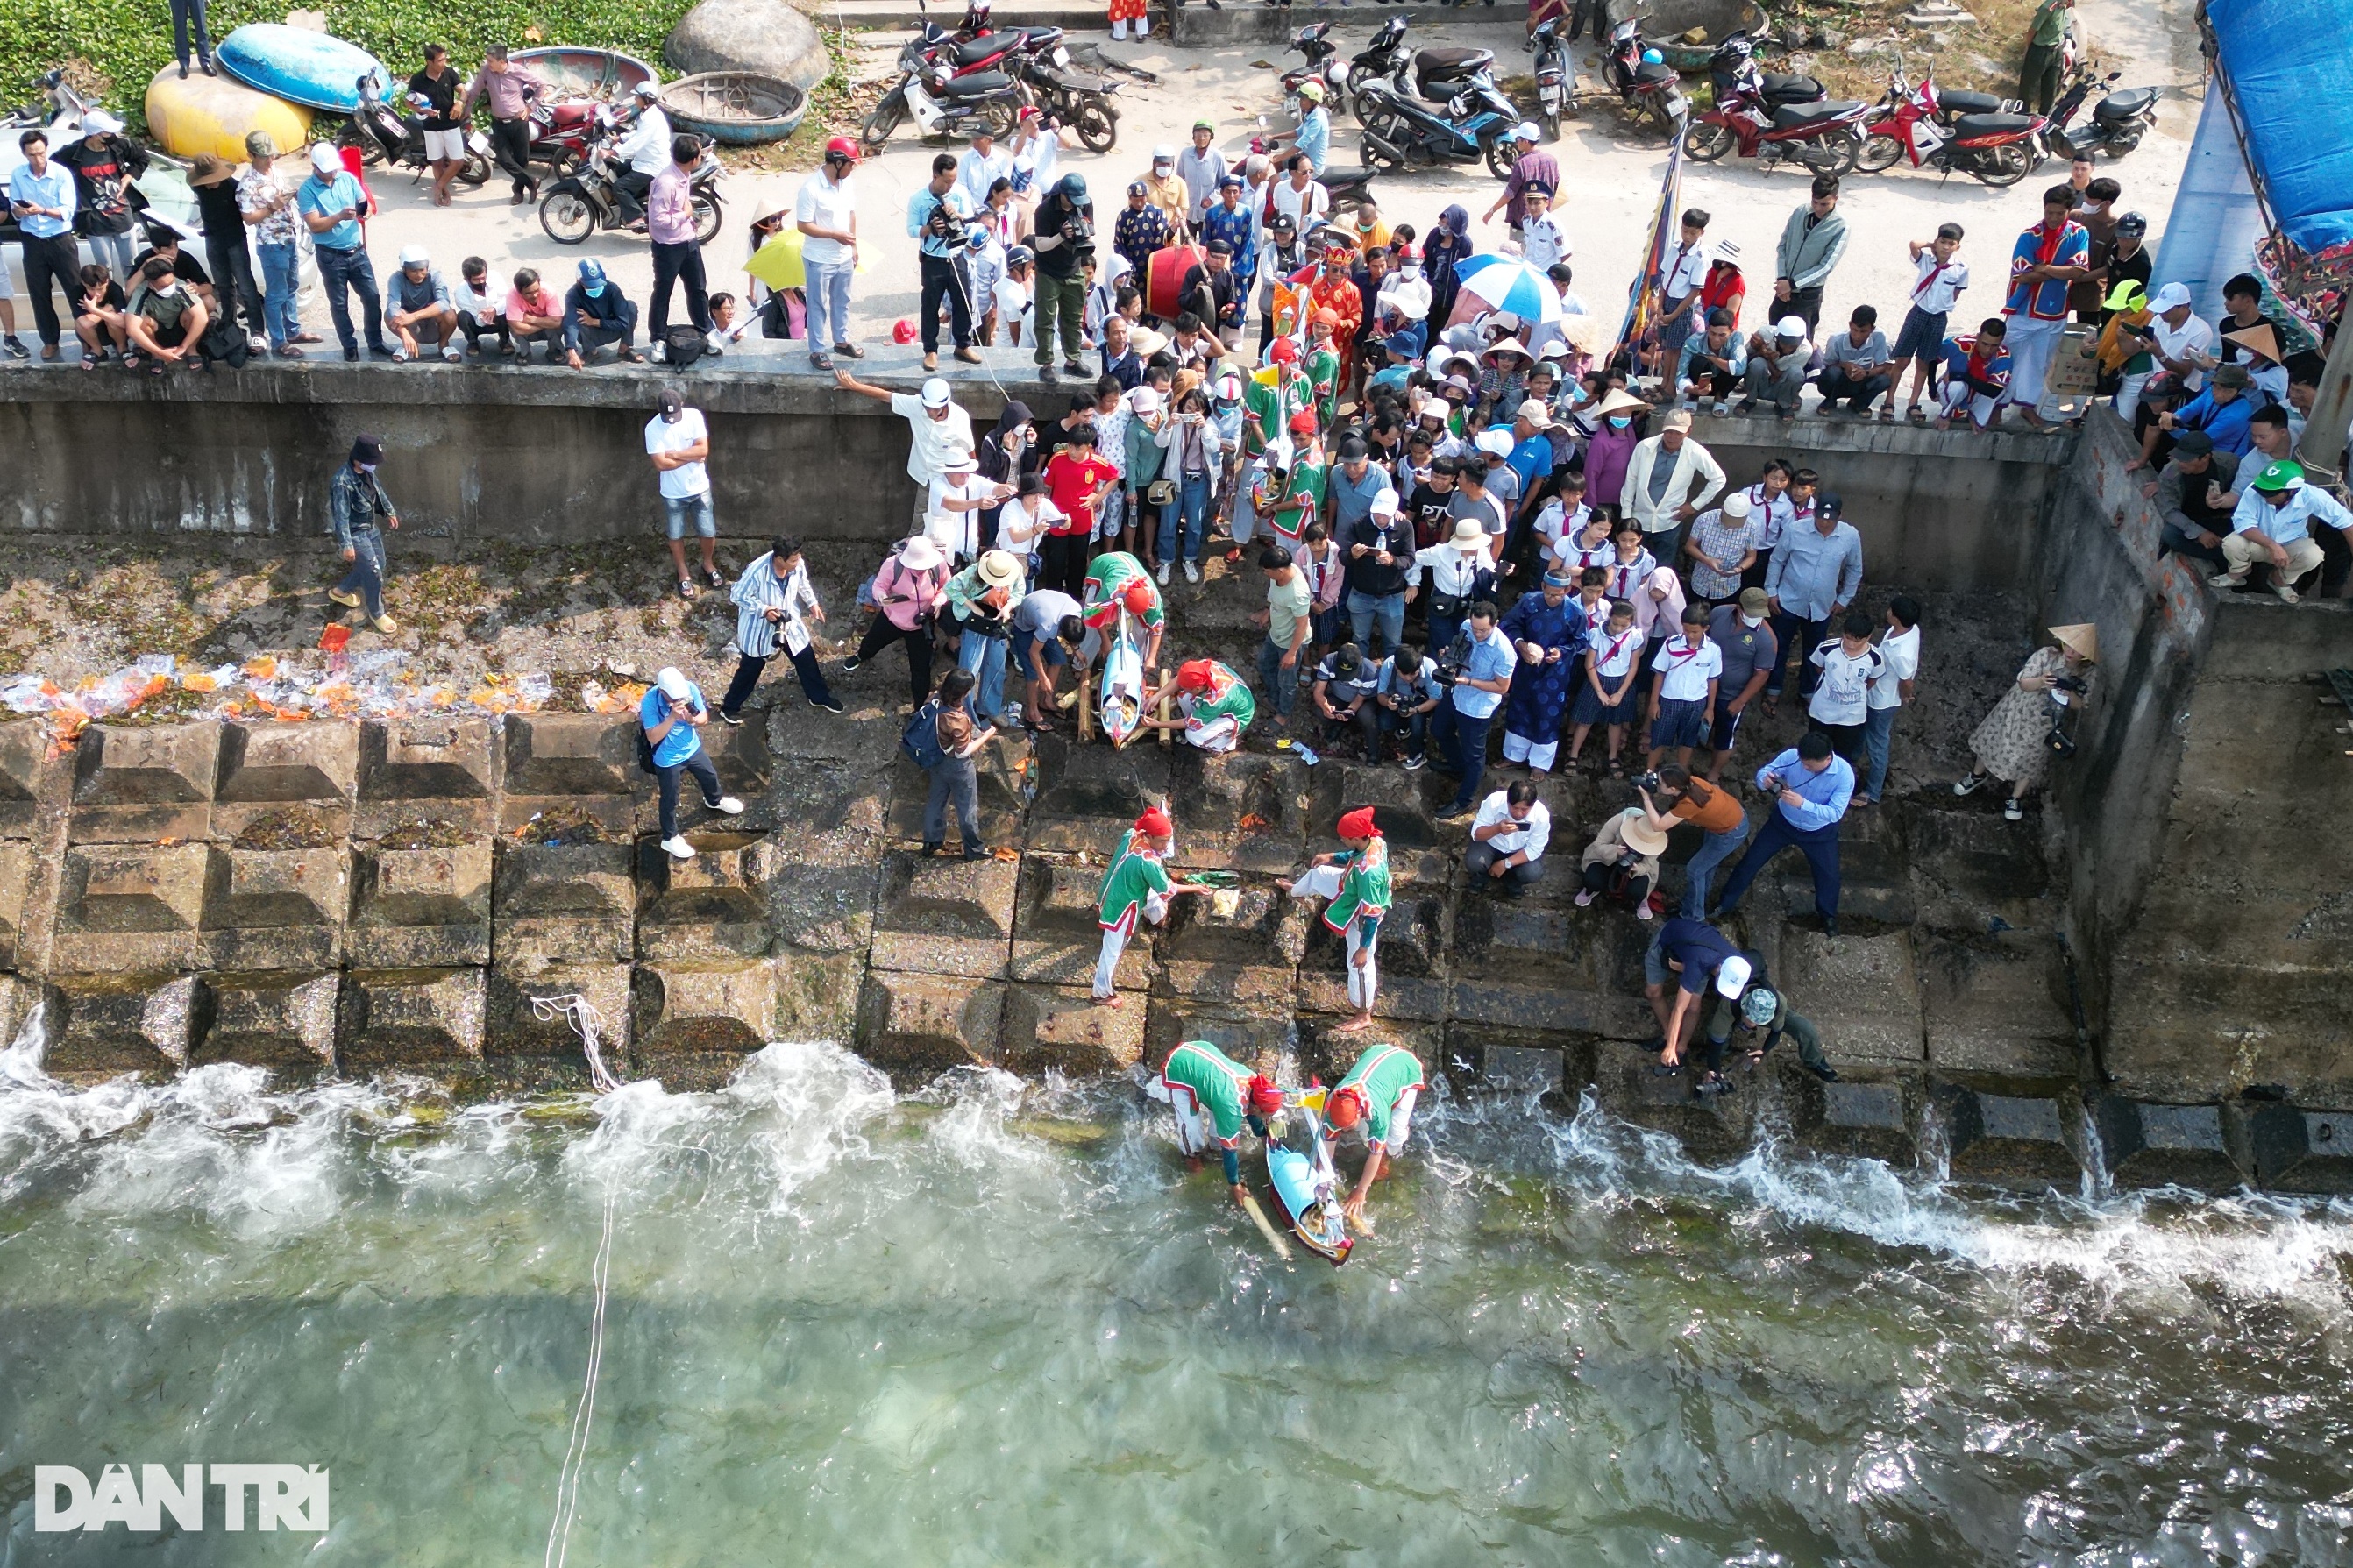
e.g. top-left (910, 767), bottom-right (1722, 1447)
top-left (2050, 623), bottom-right (2097, 662)
top-left (2222, 321), bottom-right (2282, 365)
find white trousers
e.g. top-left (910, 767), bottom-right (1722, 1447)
top-left (2002, 316), bottom-right (2065, 408)
top-left (1294, 864), bottom-right (1381, 1012)
top-left (1187, 714), bottom-right (1240, 753)
top-left (2114, 370), bottom-right (2151, 423)
top-left (1092, 890), bottom-right (1167, 998)
top-left (1939, 380), bottom-right (2001, 429)
top-left (1146, 1076), bottom-right (1208, 1154)
top-left (1503, 728), bottom-right (1559, 771)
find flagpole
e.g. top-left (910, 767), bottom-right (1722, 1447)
top-left (1615, 138), bottom-right (1686, 378)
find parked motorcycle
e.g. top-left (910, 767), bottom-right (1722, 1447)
top-left (1014, 47), bottom-right (1120, 152)
top-left (2043, 63), bottom-right (2158, 160)
top-left (539, 131), bottom-right (723, 245)
top-left (1856, 61), bottom-right (2044, 185)
top-left (1527, 18), bottom-right (1570, 140)
top-left (338, 71), bottom-right (493, 186)
top-left (1357, 70), bottom-right (1520, 181)
top-left (1281, 22), bottom-right (1347, 111)
top-left (524, 96), bottom-right (621, 174)
top-left (1342, 17), bottom-right (1414, 123)
top-left (1602, 18), bottom-right (1688, 138)
top-left (861, 32), bottom-right (1032, 150)
top-left (1681, 36), bottom-right (1866, 174)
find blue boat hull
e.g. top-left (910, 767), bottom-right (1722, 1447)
top-left (217, 24), bottom-right (394, 117)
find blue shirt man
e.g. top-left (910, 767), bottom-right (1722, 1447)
top-left (640, 668), bottom-right (743, 855)
top-left (1762, 491), bottom-right (1864, 699)
top-left (1435, 609), bottom-right (1517, 817)
top-left (1710, 733), bottom-right (1856, 931)
top-left (6, 150), bottom-right (77, 238)
top-left (906, 170), bottom-right (974, 261)
top-left (2169, 375), bottom-right (2255, 457)
top-left (296, 163), bottom-right (369, 251)
top-left (1295, 106), bottom-right (1330, 175)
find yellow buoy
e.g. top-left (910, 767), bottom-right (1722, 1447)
top-left (144, 64), bottom-right (313, 163)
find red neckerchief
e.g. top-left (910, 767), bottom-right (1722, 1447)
top-left (1912, 259), bottom-right (1952, 300)
top-left (1598, 628), bottom-right (1639, 670)
top-left (1664, 637), bottom-right (1704, 664)
top-left (2032, 218), bottom-right (2070, 268)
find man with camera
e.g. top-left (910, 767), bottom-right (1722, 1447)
top-left (1029, 173), bottom-right (1095, 383)
top-left (1371, 638), bottom-right (1442, 768)
top-left (1632, 765), bottom-right (1751, 921)
top-left (906, 152), bottom-right (983, 372)
top-left (1465, 780), bottom-right (1551, 896)
top-left (1432, 600), bottom-right (1517, 822)
top-left (1709, 730), bottom-right (1855, 935)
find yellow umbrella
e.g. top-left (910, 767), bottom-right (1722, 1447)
top-left (745, 228), bottom-right (807, 290)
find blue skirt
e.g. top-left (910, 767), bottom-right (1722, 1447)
top-left (1572, 680), bottom-right (1638, 727)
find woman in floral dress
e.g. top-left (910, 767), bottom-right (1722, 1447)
top-left (1954, 624), bottom-right (2095, 821)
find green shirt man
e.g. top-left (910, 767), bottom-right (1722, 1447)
top-left (1156, 1039), bottom-right (1283, 1192)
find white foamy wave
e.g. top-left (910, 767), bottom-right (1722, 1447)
top-left (1518, 1092), bottom-right (2353, 1311)
top-left (915, 1064), bottom-right (1046, 1172)
top-left (565, 1040), bottom-right (896, 1215)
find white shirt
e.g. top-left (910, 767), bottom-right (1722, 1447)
top-left (794, 172), bottom-right (857, 268)
top-left (993, 273), bottom-right (1031, 333)
top-left (1651, 635), bottom-right (1724, 702)
top-left (1471, 791), bottom-right (1552, 862)
top-left (925, 475), bottom-right (991, 561)
top-left (1745, 483), bottom-right (1797, 550)
top-left (1589, 622), bottom-right (1643, 679)
top-left (1909, 252), bottom-right (1970, 315)
top-left (1808, 642), bottom-right (1886, 726)
top-left (955, 146), bottom-right (1012, 214)
top-left (1013, 130), bottom-right (1059, 199)
top-left (1533, 498), bottom-right (1588, 553)
top-left (644, 408), bottom-right (710, 500)
top-left (1519, 214), bottom-right (1568, 273)
top-left (1405, 543), bottom-right (1493, 594)
top-left (451, 279), bottom-right (501, 318)
top-left (1270, 178), bottom-right (1328, 232)
top-left (1869, 624), bottom-right (1919, 711)
top-left (2151, 312), bottom-right (2215, 393)
top-left (997, 494), bottom-right (1058, 554)
top-left (1660, 238), bottom-right (1710, 299)
top-left (618, 106), bottom-right (673, 175)
top-left (887, 393), bottom-right (976, 487)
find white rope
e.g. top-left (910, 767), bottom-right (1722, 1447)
top-left (531, 992), bottom-right (624, 1095)
top-left (543, 1176), bottom-right (617, 1568)
top-left (531, 989), bottom-right (624, 1568)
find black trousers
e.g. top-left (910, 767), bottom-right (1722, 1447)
top-left (1816, 366), bottom-right (1891, 412)
top-left (857, 614), bottom-right (937, 708)
top-left (1810, 716), bottom-right (1866, 770)
top-left (650, 239), bottom-right (711, 341)
top-left (1466, 841), bottom-right (1544, 890)
top-left (489, 117), bottom-right (537, 199)
top-left (1782, 285), bottom-right (1823, 337)
top-left (655, 752), bottom-right (723, 841)
top-left (616, 167), bottom-right (653, 223)
top-left (19, 233), bottom-right (80, 347)
top-left (204, 231), bottom-right (267, 338)
top-left (920, 252), bottom-right (974, 351)
top-left (1039, 534), bottom-right (1090, 600)
top-left (458, 309), bottom-right (511, 354)
top-left (721, 642), bottom-right (835, 718)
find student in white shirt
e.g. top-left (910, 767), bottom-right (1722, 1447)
top-left (1518, 183), bottom-right (1568, 273)
top-left (1567, 598), bottom-right (1643, 772)
top-left (1859, 595), bottom-right (1920, 805)
top-left (1895, 223), bottom-right (1970, 421)
top-left (1645, 602), bottom-right (1724, 768)
top-left (993, 245), bottom-right (1033, 347)
top-left (1805, 609), bottom-right (1888, 771)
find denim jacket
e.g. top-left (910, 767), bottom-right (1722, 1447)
top-left (328, 464), bottom-right (394, 547)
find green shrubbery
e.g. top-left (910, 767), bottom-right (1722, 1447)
top-left (0, 0), bottom-right (696, 124)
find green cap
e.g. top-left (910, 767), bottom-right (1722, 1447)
top-left (2252, 458), bottom-right (2305, 493)
top-left (2103, 279), bottom-right (2146, 313)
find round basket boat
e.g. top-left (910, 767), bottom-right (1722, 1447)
top-left (509, 46), bottom-right (659, 101)
top-left (659, 71), bottom-right (807, 145)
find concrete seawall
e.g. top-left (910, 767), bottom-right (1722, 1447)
top-left (0, 361), bottom-right (2062, 590)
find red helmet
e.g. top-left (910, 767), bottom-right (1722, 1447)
top-left (892, 318), bottom-right (918, 344)
top-left (825, 135), bottom-right (860, 163)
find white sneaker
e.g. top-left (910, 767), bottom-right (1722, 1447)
top-left (1184, 561), bottom-right (1200, 584)
top-left (1574, 890), bottom-right (1596, 907)
top-left (710, 795), bottom-right (745, 815)
top-left (1636, 903), bottom-right (1655, 921)
top-left (1155, 561), bottom-right (1171, 585)
top-left (1951, 772), bottom-right (1983, 798)
top-left (661, 834), bottom-right (695, 860)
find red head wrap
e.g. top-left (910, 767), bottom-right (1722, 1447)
top-left (1247, 1075), bottom-right (1285, 1115)
top-left (1134, 806), bottom-right (1173, 838)
top-left (1336, 805), bottom-right (1380, 841)
top-left (1176, 659), bottom-right (1217, 691)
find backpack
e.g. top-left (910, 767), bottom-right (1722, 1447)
top-left (199, 315), bottom-right (250, 369)
top-left (901, 700), bottom-right (949, 770)
top-left (662, 325), bottom-right (707, 369)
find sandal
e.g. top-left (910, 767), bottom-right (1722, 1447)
top-left (1607, 758), bottom-right (1625, 778)
top-left (1875, 405), bottom-right (1895, 422)
top-left (1906, 404), bottom-right (1928, 424)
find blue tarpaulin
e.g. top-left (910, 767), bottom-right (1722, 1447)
top-left (2208, 0), bottom-right (2353, 252)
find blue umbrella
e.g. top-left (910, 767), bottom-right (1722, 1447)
top-left (1447, 252), bottom-right (1565, 327)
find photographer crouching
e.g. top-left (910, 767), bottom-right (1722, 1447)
top-left (1951, 623), bottom-right (2096, 824)
top-left (1632, 765), bottom-right (1752, 921)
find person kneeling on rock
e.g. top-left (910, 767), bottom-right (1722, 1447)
top-left (1697, 981), bottom-right (1838, 1095)
top-left (1574, 806), bottom-right (1670, 919)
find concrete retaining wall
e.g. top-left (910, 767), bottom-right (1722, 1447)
top-left (0, 362), bottom-right (2065, 592)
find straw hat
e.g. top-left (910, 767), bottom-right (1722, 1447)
top-left (2222, 321), bottom-right (2282, 365)
top-left (2050, 623), bottom-right (2098, 662)
top-left (1447, 518), bottom-right (1489, 550)
top-left (977, 550), bottom-right (1023, 590)
top-left (1131, 325), bottom-right (1169, 358)
top-left (1593, 388), bottom-right (1650, 419)
top-left (1620, 809), bottom-right (1671, 857)
top-left (749, 195), bottom-right (791, 228)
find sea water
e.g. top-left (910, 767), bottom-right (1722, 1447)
top-left (2, 1028), bottom-right (2349, 1567)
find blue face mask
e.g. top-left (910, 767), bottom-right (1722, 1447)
top-left (1608, 415), bottom-right (1631, 429)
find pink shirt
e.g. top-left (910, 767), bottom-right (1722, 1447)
top-left (649, 164), bottom-right (696, 245)
top-left (872, 556), bottom-right (948, 631)
top-left (508, 287), bottom-right (560, 323)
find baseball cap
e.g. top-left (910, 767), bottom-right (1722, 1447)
top-left (1818, 491), bottom-right (1845, 518)
top-left (245, 130), bottom-right (278, 159)
top-left (578, 259), bottom-right (608, 293)
top-left (2253, 458), bottom-right (2305, 493)
top-left (1660, 408), bottom-right (1694, 432)
top-left (1722, 491), bottom-right (1752, 519)
top-left (2212, 362), bottom-right (2250, 388)
top-left (921, 377), bottom-right (952, 408)
top-left (656, 667), bottom-right (692, 699)
top-left (1474, 429), bottom-right (1514, 458)
top-left (1715, 955), bottom-right (1752, 998)
top-left (309, 142), bottom-right (343, 175)
top-left (1513, 121), bottom-right (1540, 142)
top-left (2170, 429), bottom-right (2214, 457)
top-left (2149, 282), bottom-right (2192, 312)
top-left (1369, 487), bottom-right (1399, 515)
top-left (82, 110), bottom-right (123, 135)
top-left (1515, 398), bottom-right (1554, 426)
top-left (1737, 586), bottom-right (1769, 614)
top-left (658, 387), bottom-right (685, 420)
top-left (1774, 315), bottom-right (1808, 338)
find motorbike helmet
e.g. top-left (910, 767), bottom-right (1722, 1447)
top-left (892, 318), bottom-right (918, 344)
top-left (1297, 80), bottom-right (1326, 103)
top-left (1006, 245), bottom-right (1035, 267)
top-left (1058, 171), bottom-right (1087, 202)
top-left (1640, 48), bottom-right (1664, 64)
top-left (824, 135), bottom-right (860, 163)
top-left (632, 82), bottom-right (659, 100)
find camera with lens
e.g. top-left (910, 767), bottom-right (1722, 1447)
top-left (923, 200), bottom-right (963, 241)
top-left (2050, 673), bottom-right (2088, 695)
top-left (1059, 212), bottom-right (1095, 248)
top-left (1630, 770), bottom-right (1664, 793)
